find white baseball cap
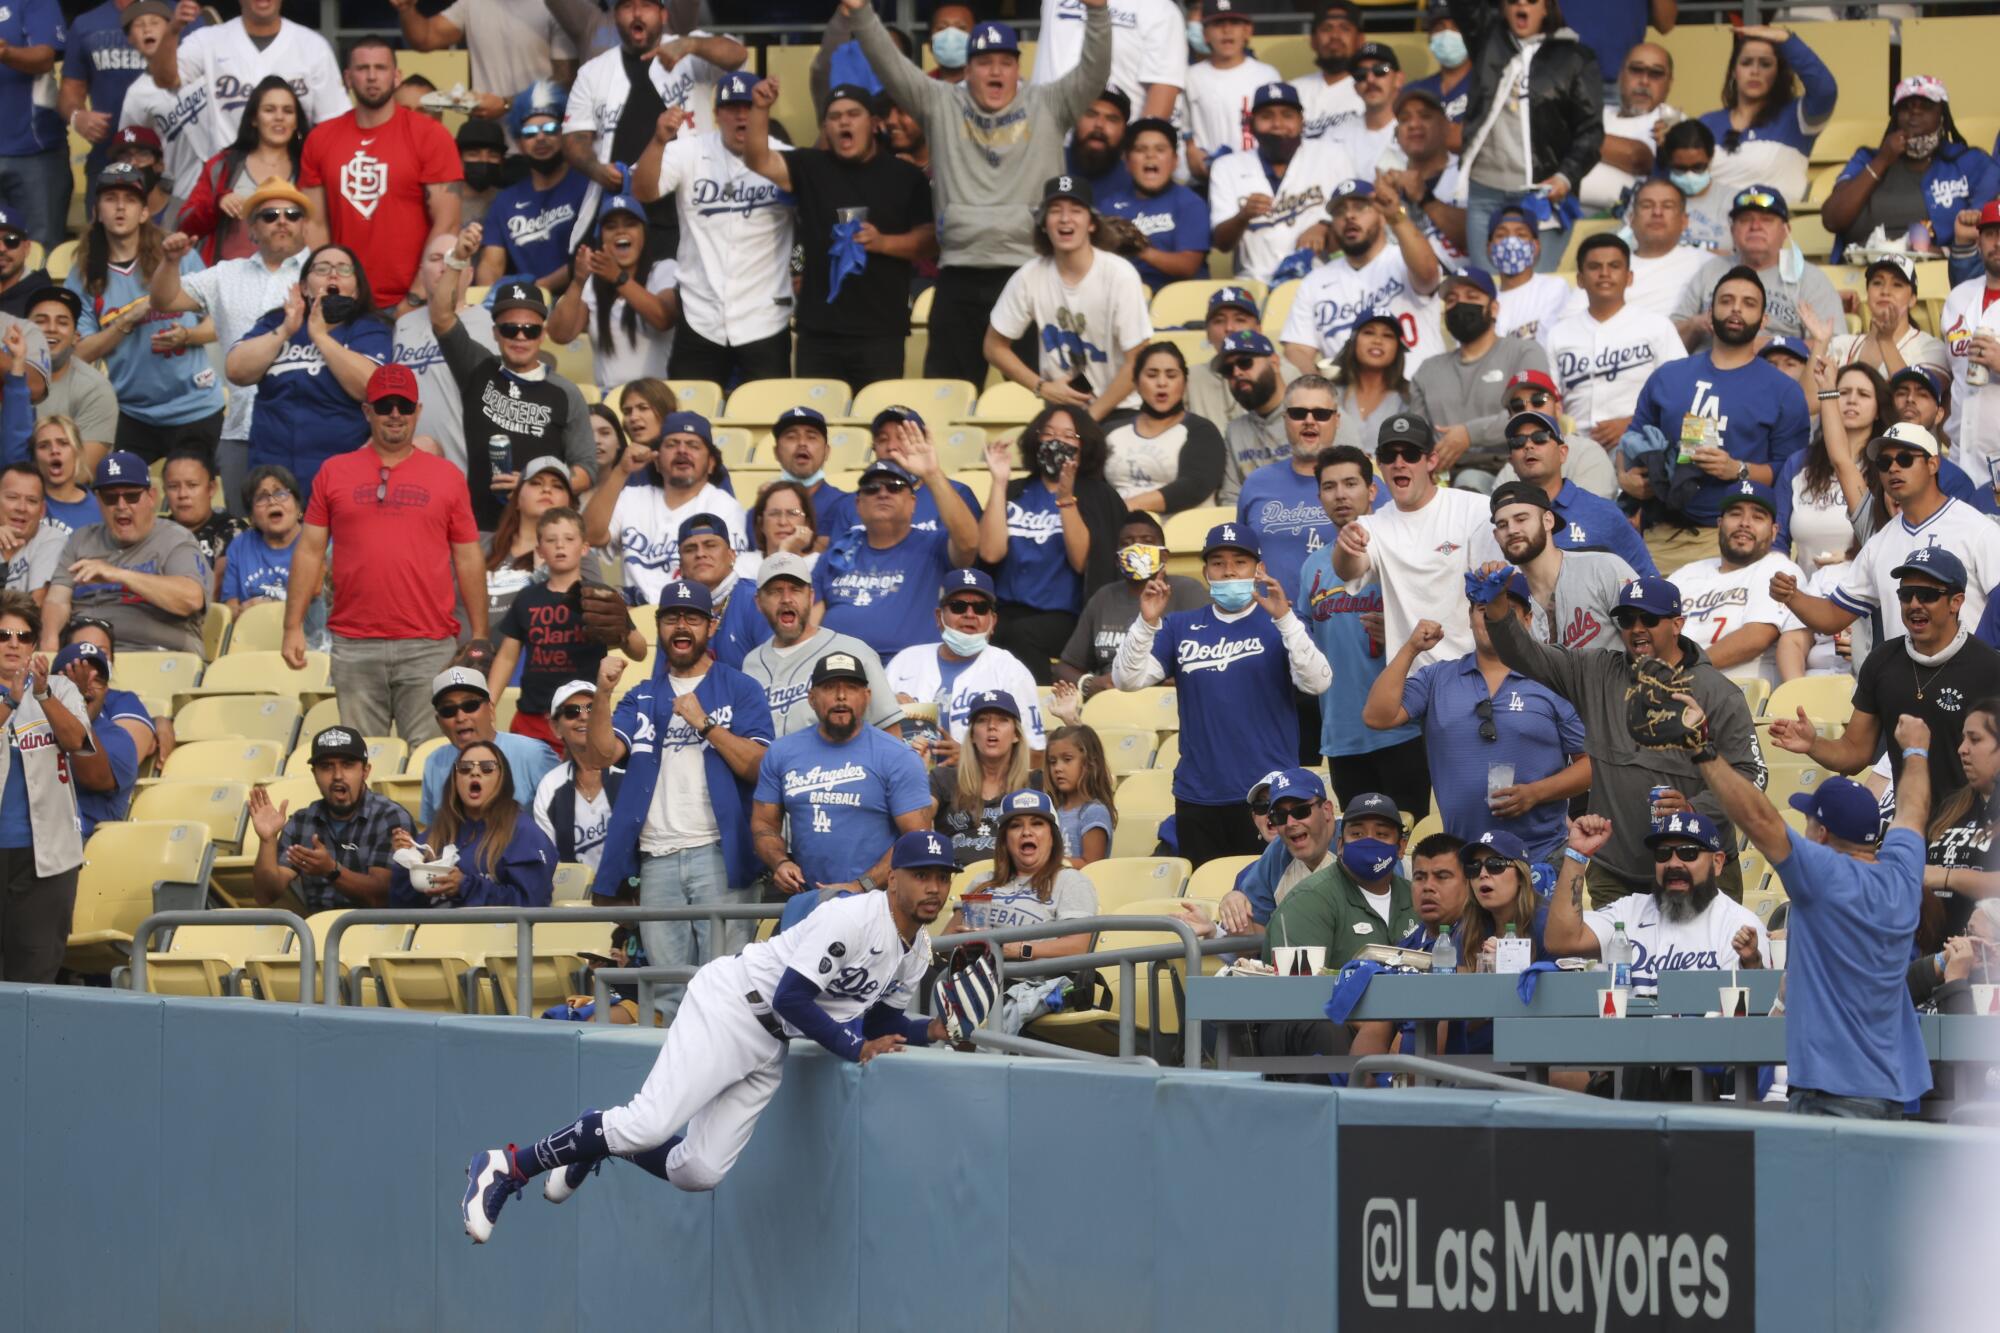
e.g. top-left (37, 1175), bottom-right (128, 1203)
top-left (549, 679), bottom-right (596, 714)
top-left (430, 665), bottom-right (491, 704)
top-left (757, 551), bottom-right (814, 588)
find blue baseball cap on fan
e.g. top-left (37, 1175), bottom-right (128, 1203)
top-left (1263, 768), bottom-right (1327, 804)
top-left (1463, 829), bottom-right (1530, 863)
top-left (1788, 778), bottom-right (1881, 845)
top-left (965, 689), bottom-right (1020, 722)
top-left (715, 72), bottom-right (760, 106)
top-left (892, 829), bottom-right (958, 871)
top-left (655, 579), bottom-right (713, 614)
top-left (774, 405), bottom-right (827, 436)
top-left (997, 788), bottom-right (1057, 822)
top-left (1615, 575), bottom-right (1682, 617)
top-left (1343, 791), bottom-right (1402, 825)
top-left (660, 411), bottom-right (712, 445)
top-left (598, 192), bottom-right (647, 223)
top-left (1201, 521), bottom-right (1259, 559)
top-left (1890, 544), bottom-right (1968, 591)
top-left (1217, 329), bottom-right (1274, 360)
top-left (1645, 810), bottom-right (1724, 852)
top-left (676, 512), bottom-right (730, 544)
top-left (1207, 285), bottom-right (1260, 318)
top-left (939, 568), bottom-right (995, 603)
top-left (969, 20), bottom-right (1020, 56)
top-left (90, 451), bottom-right (149, 491)
top-left (1251, 81), bottom-right (1301, 112)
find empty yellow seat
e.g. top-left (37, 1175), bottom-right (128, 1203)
top-left (144, 914), bottom-right (297, 997)
top-left (225, 600), bottom-right (288, 654)
top-left (66, 821), bottom-right (216, 975)
top-left (159, 738), bottom-right (284, 784)
top-left (111, 650), bottom-right (204, 693)
top-left (187, 650), bottom-right (329, 700)
top-left (1766, 675), bottom-right (1854, 726)
top-left (1082, 856), bottom-right (1193, 910)
top-left (174, 693), bottom-right (302, 747)
top-left (848, 378), bottom-right (978, 425)
top-left (128, 779), bottom-right (251, 851)
top-left (551, 861), bottom-right (595, 902)
top-left (244, 909), bottom-right (414, 1004)
top-left (1094, 724), bottom-right (1157, 777)
top-left (1082, 686), bottom-right (1180, 734)
top-left (373, 921), bottom-right (520, 1012)
top-left (487, 918), bottom-right (618, 1014)
top-left (720, 378), bottom-right (851, 426)
top-left (1185, 854), bottom-right (1256, 903)
top-left (663, 379), bottom-right (723, 418)
top-left (1150, 278), bottom-right (1266, 330)
top-left (974, 381), bottom-right (1040, 425)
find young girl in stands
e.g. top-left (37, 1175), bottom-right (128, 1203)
top-left (391, 740), bottom-right (556, 907)
top-left (1045, 723), bottom-right (1116, 867)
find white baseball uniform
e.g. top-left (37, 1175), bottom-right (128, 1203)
top-left (644, 130), bottom-right (794, 347)
top-left (1326, 114), bottom-right (1397, 178)
top-left (1831, 500), bottom-right (2000, 642)
top-left (597, 890), bottom-right (932, 1187)
top-left (562, 34), bottom-right (735, 244)
top-left (1537, 302), bottom-right (1686, 428)
top-left (1207, 135), bottom-right (1355, 286)
top-left (1031, 0), bottom-right (1187, 110)
top-left (1292, 72), bottom-right (1363, 142)
top-left (119, 71), bottom-right (223, 202)
top-left (1183, 57), bottom-right (1280, 162)
top-left (608, 480), bottom-right (750, 605)
top-left (177, 18), bottom-right (350, 152)
top-left (1672, 549), bottom-right (1803, 687)
top-left (1492, 272), bottom-right (1584, 342)
top-left (1279, 245), bottom-right (1446, 374)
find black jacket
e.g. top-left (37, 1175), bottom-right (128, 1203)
top-left (1449, 0), bottom-right (1604, 190)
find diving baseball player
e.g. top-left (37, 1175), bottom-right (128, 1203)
top-left (462, 829), bottom-right (995, 1242)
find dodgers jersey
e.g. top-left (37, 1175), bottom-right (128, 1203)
top-left (1279, 247), bottom-right (1445, 375)
top-left (1671, 549), bottom-right (1802, 687)
top-left (1537, 303), bottom-right (1685, 429)
top-left (1583, 884), bottom-right (1769, 990)
top-left (1235, 460), bottom-right (1333, 604)
top-left (1292, 72), bottom-right (1364, 143)
top-left (178, 18), bottom-right (350, 152)
top-left (1207, 136), bottom-right (1355, 286)
top-left (737, 888), bottom-right (930, 1033)
top-left (648, 131), bottom-right (795, 345)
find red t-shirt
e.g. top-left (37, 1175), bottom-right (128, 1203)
top-left (299, 106), bottom-right (463, 306)
top-left (306, 446), bottom-right (478, 641)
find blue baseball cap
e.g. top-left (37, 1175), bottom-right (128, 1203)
top-left (1487, 203), bottom-right (1536, 238)
top-left (660, 410), bottom-right (712, 445)
top-left (1329, 178), bottom-right (1376, 208)
top-left (655, 579), bottom-right (714, 614)
top-left (1443, 267), bottom-right (1497, 300)
top-left (1263, 768), bottom-right (1327, 804)
top-left (676, 512), bottom-right (731, 544)
top-left (1729, 184), bottom-right (1789, 222)
top-left (1342, 791), bottom-right (1403, 826)
top-left (1216, 329), bottom-right (1274, 361)
top-left (1616, 575), bottom-right (1682, 617)
top-left (1252, 81), bottom-right (1301, 112)
top-left (1500, 568), bottom-right (1532, 605)
top-left (858, 457), bottom-right (919, 486)
top-left (0, 204), bottom-right (22, 235)
top-left (996, 787), bottom-right (1057, 824)
top-left (1757, 334), bottom-right (1809, 364)
top-left (869, 404), bottom-right (926, 434)
top-left (1887, 365), bottom-right (1948, 403)
top-left (715, 71), bottom-right (760, 106)
top-left (1354, 306), bottom-right (1400, 336)
top-left (964, 689), bottom-right (1020, 722)
top-left (940, 568), bottom-right (994, 604)
top-left (969, 20), bottom-right (1020, 56)
top-left (1502, 410), bottom-right (1563, 444)
top-left (1890, 544), bottom-right (1968, 591)
top-left (1719, 477), bottom-right (1778, 519)
top-left (1644, 810), bottom-right (1724, 852)
top-left (774, 405), bottom-right (827, 437)
top-left (891, 828), bottom-right (958, 871)
top-left (51, 641), bottom-right (110, 679)
top-left (1788, 777), bottom-right (1880, 845)
top-left (598, 192), bottom-right (647, 223)
top-left (1201, 520), bottom-right (1259, 560)
top-left (1464, 829), bottom-right (1531, 863)
top-left (1207, 285), bottom-right (1260, 318)
top-left (90, 450), bottom-right (150, 491)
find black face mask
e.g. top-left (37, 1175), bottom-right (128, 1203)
top-left (1444, 303), bottom-right (1492, 344)
top-left (1138, 396), bottom-right (1183, 420)
top-left (1037, 438), bottom-right (1078, 478)
top-left (1315, 54), bottom-right (1352, 77)
top-left (462, 162), bottom-right (502, 192)
top-left (1256, 132), bottom-right (1302, 165)
top-left (316, 293), bottom-right (360, 325)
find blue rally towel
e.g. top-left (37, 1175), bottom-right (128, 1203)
top-left (1270, 247), bottom-right (1318, 285)
top-left (1516, 189), bottom-right (1584, 235)
top-left (828, 220), bottom-right (868, 303)
top-left (1325, 959), bottom-right (1387, 1025)
top-left (1513, 960), bottom-right (1560, 1005)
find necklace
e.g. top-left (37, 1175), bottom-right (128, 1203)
top-left (1911, 655), bottom-right (1948, 702)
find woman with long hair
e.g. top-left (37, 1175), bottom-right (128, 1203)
top-left (1777, 359), bottom-right (1879, 569)
top-left (1329, 312), bottom-right (1409, 450)
top-left (929, 693), bottom-right (1041, 868)
top-left (748, 477), bottom-right (819, 569)
top-left (390, 739), bottom-right (557, 908)
top-left (588, 403), bottom-right (627, 475)
top-left (30, 416), bottom-right (100, 534)
top-left (68, 165), bottom-right (225, 463)
top-left (177, 76), bottom-right (305, 265)
top-left (977, 404), bottom-right (1127, 681)
top-left (1920, 697), bottom-right (2000, 947)
top-left (1457, 833), bottom-right (1547, 974)
top-left (547, 195), bottom-right (679, 388)
top-left (1103, 341), bottom-right (1227, 513)
top-left (1695, 24), bottom-right (1838, 205)
top-left (225, 243), bottom-right (391, 500)
top-left (1824, 257), bottom-right (1948, 381)
top-left (1820, 78), bottom-right (1996, 287)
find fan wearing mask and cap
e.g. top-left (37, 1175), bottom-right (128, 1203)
top-left (1260, 789), bottom-right (1421, 982)
top-left (1209, 80), bottom-right (1358, 287)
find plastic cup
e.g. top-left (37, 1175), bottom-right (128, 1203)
top-left (1597, 987), bottom-right (1629, 1018)
top-left (1719, 986), bottom-right (1749, 1018)
top-left (1972, 984), bottom-right (1999, 1016)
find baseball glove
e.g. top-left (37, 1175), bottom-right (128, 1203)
top-left (578, 580), bottom-right (635, 648)
top-left (1099, 216), bottom-right (1148, 258)
top-left (931, 943), bottom-right (1001, 1046)
top-left (1624, 656), bottom-right (1708, 752)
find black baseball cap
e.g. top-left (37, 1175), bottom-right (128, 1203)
top-left (810, 652), bottom-right (870, 686)
top-left (1489, 479), bottom-right (1552, 515)
top-left (1377, 412), bottom-right (1436, 452)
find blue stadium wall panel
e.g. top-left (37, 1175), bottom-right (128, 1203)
top-left (0, 983), bottom-right (1988, 1332)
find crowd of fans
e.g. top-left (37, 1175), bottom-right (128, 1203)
top-left (0, 0), bottom-right (1996, 1117)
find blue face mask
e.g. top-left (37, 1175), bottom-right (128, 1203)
top-left (941, 627), bottom-right (989, 656)
top-left (1669, 169), bottom-right (1711, 196)
top-left (1488, 234), bottom-right (1539, 277)
top-left (1209, 578), bottom-right (1256, 612)
top-left (931, 26), bottom-right (970, 70)
top-left (785, 466), bottom-right (826, 488)
top-left (1186, 20), bottom-right (1211, 57)
top-left (1429, 29), bottom-right (1468, 67)
top-left (1341, 837), bottom-right (1400, 883)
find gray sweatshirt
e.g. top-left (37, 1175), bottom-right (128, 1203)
top-left (1407, 335), bottom-right (1552, 473)
top-left (1489, 611), bottom-right (1766, 886)
top-left (853, 5), bottom-right (1109, 269)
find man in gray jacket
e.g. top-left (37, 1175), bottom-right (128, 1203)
top-left (1483, 572), bottom-right (1766, 906)
top-left (846, 0), bottom-right (1110, 384)
top-left (1409, 267), bottom-right (1550, 489)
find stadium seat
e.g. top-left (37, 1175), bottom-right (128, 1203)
top-left (244, 909), bottom-right (412, 1004)
top-left (1902, 19), bottom-right (1993, 154)
top-left (714, 428), bottom-right (760, 469)
top-left (1762, 755), bottom-right (1828, 803)
top-left (191, 650), bottom-right (330, 699)
top-left (1262, 279), bottom-right (1301, 338)
top-left (1185, 854), bottom-right (1256, 902)
top-left (974, 381), bottom-right (1039, 425)
top-left (664, 379), bottom-right (723, 418)
top-left (174, 693), bottom-right (302, 748)
top-left (494, 687), bottom-right (521, 730)
top-left (1081, 685), bottom-right (1180, 734)
top-left (551, 862), bottom-right (595, 903)
top-left (128, 779), bottom-right (251, 852)
top-left (283, 735), bottom-right (406, 777)
top-left (65, 820), bottom-right (215, 975)
top-left (720, 378), bottom-right (851, 426)
top-left (1767, 675), bottom-right (1855, 727)
top-left (110, 650), bottom-right (204, 693)
top-left (300, 695), bottom-right (340, 737)
top-left (1161, 504), bottom-right (1231, 557)
top-left (934, 424), bottom-right (991, 472)
top-left (1736, 677), bottom-right (1773, 718)
top-left (200, 603), bottom-right (231, 661)
top-left (371, 776), bottom-right (424, 823)
top-left (1794, 19), bottom-right (1892, 165)
top-left (159, 738), bottom-right (284, 784)
top-left (1082, 856), bottom-right (1192, 910)
top-left (1408, 811), bottom-right (1443, 846)
top-left (44, 237), bottom-right (77, 280)
top-left (1151, 732), bottom-right (1179, 769)
top-left (373, 921), bottom-right (519, 1012)
top-left (143, 914), bottom-right (297, 997)
top-left (952, 859), bottom-right (995, 897)
top-left (1153, 328), bottom-right (1214, 367)
top-left (224, 600), bottom-right (287, 654)
top-left (849, 378), bottom-right (978, 425)
top-left (486, 918), bottom-right (617, 1014)
top-left (1028, 896), bottom-right (1221, 1058)
top-left (1095, 724), bottom-right (1158, 777)
top-left (911, 285), bottom-right (933, 326)
top-left (1151, 279), bottom-right (1267, 330)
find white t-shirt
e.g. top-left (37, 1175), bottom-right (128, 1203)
top-left (1292, 72), bottom-right (1363, 142)
top-left (1278, 246), bottom-right (1445, 375)
top-left (1826, 327), bottom-right (1948, 382)
top-left (1627, 245), bottom-right (1714, 322)
top-left (1939, 275), bottom-right (2000, 488)
top-left (1352, 485), bottom-right (1502, 667)
top-left (120, 71), bottom-right (221, 201)
top-left (532, 761), bottom-right (613, 869)
top-left (1778, 560), bottom-right (1852, 676)
top-left (734, 888), bottom-right (929, 1034)
top-left (1584, 887), bottom-right (1769, 990)
top-left (884, 643), bottom-right (1048, 751)
top-left (1833, 498), bottom-right (2000, 641)
top-left (1207, 136), bottom-right (1355, 286)
top-left (1537, 302), bottom-right (1686, 428)
top-left (647, 132), bottom-right (793, 346)
top-left (1183, 57), bottom-right (1279, 160)
top-left (1327, 115), bottom-right (1398, 179)
top-left (1105, 418), bottom-right (1189, 499)
top-left (1671, 549), bottom-right (1803, 687)
top-left (609, 481), bottom-right (750, 605)
top-left (1578, 106), bottom-right (1674, 211)
top-left (988, 252), bottom-right (1153, 407)
top-left (1781, 461), bottom-right (1857, 572)
top-left (1031, 0), bottom-right (1187, 109)
top-left (178, 18), bottom-right (350, 151)
top-left (580, 257), bottom-right (679, 388)
top-left (1492, 273), bottom-right (1583, 342)
top-left (639, 674), bottom-right (720, 853)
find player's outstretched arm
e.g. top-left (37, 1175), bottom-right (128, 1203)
top-left (864, 1002), bottom-right (944, 1046)
top-left (772, 967), bottom-right (868, 1061)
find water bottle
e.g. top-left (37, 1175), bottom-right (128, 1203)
top-left (487, 434), bottom-right (512, 490)
top-left (1430, 924), bottom-right (1457, 974)
top-left (1608, 922), bottom-right (1633, 990)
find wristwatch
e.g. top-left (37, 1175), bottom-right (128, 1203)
top-left (1735, 461), bottom-right (1750, 482)
top-left (697, 719), bottom-right (716, 738)
top-left (858, 874), bottom-right (879, 893)
top-left (1019, 944), bottom-right (1034, 960)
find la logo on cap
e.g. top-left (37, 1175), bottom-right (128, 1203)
top-left (1910, 548), bottom-right (1932, 563)
top-left (1221, 524), bottom-right (1236, 540)
top-left (961, 571), bottom-right (977, 585)
top-left (673, 582), bottom-right (688, 596)
top-left (927, 835), bottom-right (944, 855)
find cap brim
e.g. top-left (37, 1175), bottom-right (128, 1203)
top-left (814, 670), bottom-right (869, 686)
top-left (1201, 543), bottom-right (1258, 559)
top-left (1785, 793), bottom-right (1817, 823)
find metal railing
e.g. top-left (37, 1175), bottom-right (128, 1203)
top-left (1351, 1055), bottom-right (1593, 1097)
top-left (130, 909), bottom-right (315, 1001)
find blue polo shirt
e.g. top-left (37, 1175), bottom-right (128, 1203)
top-left (751, 724), bottom-right (930, 888)
top-left (1299, 544), bottom-right (1418, 760)
top-left (1833, 144), bottom-right (2000, 287)
top-left (1151, 604), bottom-right (1301, 806)
top-left (813, 525), bottom-right (958, 659)
top-left (0, 0), bottom-right (65, 157)
top-left (1776, 826), bottom-right (1931, 1104)
top-left (1236, 460), bottom-right (1333, 604)
top-left (1401, 653), bottom-right (1586, 863)
top-left (1098, 181), bottom-right (1212, 291)
top-left (1549, 479), bottom-right (1657, 575)
top-left (240, 309), bottom-right (391, 500)
top-left (993, 479), bottom-right (1081, 613)
top-left (1628, 354), bottom-right (1811, 526)
top-left (485, 169), bottom-right (592, 282)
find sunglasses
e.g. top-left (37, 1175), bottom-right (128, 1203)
top-left (1876, 449), bottom-right (1927, 471)
top-left (1897, 585), bottom-right (1950, 604)
top-left (435, 699), bottom-right (486, 719)
top-left (1736, 190), bottom-right (1781, 211)
top-left (1354, 63), bottom-right (1395, 79)
top-left (0, 628), bottom-right (32, 644)
top-left (555, 703), bottom-right (592, 721)
top-left (254, 207), bottom-right (305, 223)
top-left (1653, 845), bottom-right (1707, 864)
top-left (1507, 390), bottom-right (1554, 410)
top-left (858, 479), bottom-right (911, 496)
top-left (0, 232), bottom-right (26, 250)
top-left (1267, 800), bottom-right (1319, 825)
top-left (942, 599), bottom-right (990, 616)
top-left (1286, 406), bottom-right (1337, 422)
top-left (1375, 443), bottom-right (1426, 465)
top-left (372, 396), bottom-right (417, 417)
top-left (497, 322), bottom-right (545, 340)
top-left (374, 465), bottom-right (390, 503)
top-left (1611, 608), bottom-right (1665, 629)
top-left (1219, 357), bottom-right (1258, 375)
top-left (454, 760), bottom-right (499, 776)
top-left (519, 123), bottom-right (561, 139)
top-left (98, 488), bottom-right (149, 508)
top-left (1464, 855), bottom-right (1513, 877)
top-left (1473, 697), bottom-right (1497, 743)
top-left (1507, 430), bottom-right (1556, 449)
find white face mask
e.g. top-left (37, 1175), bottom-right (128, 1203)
top-left (1428, 29), bottom-right (1468, 68)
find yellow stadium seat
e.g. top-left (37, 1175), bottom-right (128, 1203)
top-left (244, 909), bottom-right (414, 1004)
top-left (1081, 685), bottom-right (1180, 734)
top-left (1027, 897), bottom-right (1222, 1056)
top-left (1763, 755), bottom-right (1830, 803)
top-left (713, 426), bottom-right (760, 469)
top-left (1262, 279), bottom-right (1302, 337)
top-left (1792, 19), bottom-right (1892, 164)
top-left (224, 600), bottom-right (287, 654)
top-left (44, 237), bottom-right (77, 281)
top-left (1082, 855), bottom-right (1192, 910)
top-left (65, 821), bottom-right (215, 975)
top-left (903, 329), bottom-right (929, 378)
top-left (1161, 504), bottom-right (1231, 558)
top-left (174, 693), bottom-right (302, 747)
top-left (974, 381), bottom-right (1040, 425)
top-left (1408, 811), bottom-right (1444, 847)
top-left (144, 914), bottom-right (299, 997)
top-left (935, 425), bottom-right (990, 472)
top-left (111, 650), bottom-right (204, 693)
top-left (720, 378), bottom-right (851, 427)
top-left (1651, 24), bottom-right (1732, 125)
top-left (1767, 675), bottom-right (1855, 727)
top-left (761, 40), bottom-right (818, 146)
top-left (494, 687), bottom-right (520, 731)
top-left (284, 735), bottom-right (406, 777)
top-left (1736, 677), bottom-right (1772, 718)
top-left (487, 917), bottom-right (618, 1014)
top-left (300, 695), bottom-right (340, 737)
top-left (1151, 279), bottom-right (1267, 331)
top-left (664, 379), bottom-right (724, 418)
top-left (373, 921), bottom-right (519, 1013)
top-left (551, 862), bottom-right (596, 903)
top-left (551, 334), bottom-right (594, 388)
top-left (1151, 732), bottom-right (1179, 769)
top-left (200, 603), bottom-right (231, 661)
top-left (1903, 19), bottom-right (1991, 154)
top-left (951, 859), bottom-right (995, 899)
top-left (192, 650), bottom-right (329, 698)
top-left (128, 779), bottom-right (251, 852)
top-left (408, 735), bottom-right (452, 775)
top-left (371, 775), bottom-right (424, 823)
top-left (1185, 854), bottom-right (1256, 903)
top-left (1152, 328), bottom-right (1214, 367)
top-left (849, 378), bottom-right (978, 426)
top-left (159, 738), bottom-right (283, 784)
top-left (1094, 724), bottom-right (1158, 777)
top-left (911, 284), bottom-right (934, 326)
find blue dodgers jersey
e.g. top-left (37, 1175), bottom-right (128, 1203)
top-left (1150, 606), bottom-right (1300, 805)
top-left (992, 482), bottom-right (1081, 613)
top-left (752, 726), bottom-right (931, 887)
top-left (1631, 355), bottom-right (1810, 525)
top-left (488, 169), bottom-right (592, 281)
top-left (1097, 182), bottom-right (1212, 290)
top-left (813, 526), bottom-right (957, 658)
top-left (1236, 462), bottom-right (1333, 604)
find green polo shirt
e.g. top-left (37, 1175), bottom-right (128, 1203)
top-left (1262, 861), bottom-right (1420, 968)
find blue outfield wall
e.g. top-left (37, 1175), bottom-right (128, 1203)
top-left (0, 983), bottom-right (1987, 1332)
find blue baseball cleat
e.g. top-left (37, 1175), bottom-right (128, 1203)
top-left (462, 1149), bottom-right (523, 1243)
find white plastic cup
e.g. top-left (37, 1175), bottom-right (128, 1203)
top-left (1487, 763), bottom-right (1516, 796)
top-left (1719, 986), bottom-right (1749, 1018)
top-left (1598, 987), bottom-right (1630, 1018)
top-left (1972, 983), bottom-right (1999, 1016)
top-left (1770, 938), bottom-right (1787, 969)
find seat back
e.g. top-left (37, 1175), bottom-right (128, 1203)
top-left (1185, 855), bottom-right (1257, 903)
top-left (110, 650), bottom-right (204, 693)
top-left (128, 780), bottom-right (252, 852)
top-left (67, 821), bottom-right (215, 972)
top-left (486, 918), bottom-right (618, 1014)
top-left (720, 378), bottom-right (851, 425)
top-left (198, 650), bottom-right (329, 695)
top-left (1149, 279), bottom-right (1266, 331)
top-left (373, 921), bottom-right (519, 1012)
top-left (848, 378), bottom-right (977, 426)
top-left (1093, 725), bottom-right (1157, 778)
top-left (226, 600), bottom-right (288, 654)
top-left (144, 916), bottom-right (296, 997)
top-left (551, 862), bottom-right (594, 903)
top-left (174, 693), bottom-right (302, 747)
top-left (159, 738), bottom-right (284, 783)
top-left (1081, 856), bottom-right (1192, 911)
top-left (1081, 686), bottom-right (1180, 734)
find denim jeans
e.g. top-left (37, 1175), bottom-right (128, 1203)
top-left (638, 843), bottom-right (740, 1024)
top-left (1464, 176), bottom-right (1569, 274)
top-left (0, 147), bottom-right (73, 251)
top-left (1787, 1088), bottom-right (1904, 1120)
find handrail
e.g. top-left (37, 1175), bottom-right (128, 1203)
top-left (1351, 1055), bottom-right (1594, 1097)
top-left (319, 904), bottom-right (783, 1012)
top-left (967, 1030), bottom-right (1158, 1066)
top-left (131, 909), bottom-right (314, 1001)
top-left (589, 965), bottom-right (698, 1023)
